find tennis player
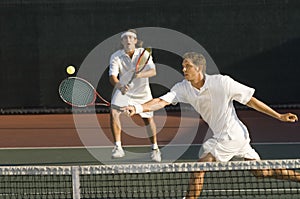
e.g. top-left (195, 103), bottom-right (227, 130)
top-left (109, 29), bottom-right (161, 162)
top-left (123, 52), bottom-right (300, 198)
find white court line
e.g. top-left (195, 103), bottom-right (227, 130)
top-left (0, 142), bottom-right (300, 150)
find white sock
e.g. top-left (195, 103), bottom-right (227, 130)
top-left (115, 141), bottom-right (122, 148)
top-left (152, 143), bottom-right (158, 150)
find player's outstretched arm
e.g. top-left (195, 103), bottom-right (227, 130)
top-left (123, 98), bottom-right (170, 116)
top-left (246, 97), bottom-right (298, 122)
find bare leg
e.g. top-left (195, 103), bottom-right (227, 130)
top-left (245, 159), bottom-right (300, 182)
top-left (185, 153), bottom-right (216, 199)
top-left (142, 117), bottom-right (157, 145)
top-left (251, 168), bottom-right (300, 182)
top-left (110, 109), bottom-right (122, 143)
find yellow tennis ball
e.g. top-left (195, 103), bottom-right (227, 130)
top-left (66, 65), bottom-right (76, 75)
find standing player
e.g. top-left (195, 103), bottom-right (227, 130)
top-left (123, 52), bottom-right (300, 198)
top-left (109, 29), bottom-right (161, 162)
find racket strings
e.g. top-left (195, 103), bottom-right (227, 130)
top-left (126, 48), bottom-right (152, 86)
top-left (60, 79), bottom-right (95, 107)
top-left (136, 48), bottom-right (152, 72)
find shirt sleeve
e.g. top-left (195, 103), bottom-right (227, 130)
top-left (159, 82), bottom-right (185, 105)
top-left (159, 91), bottom-right (178, 105)
top-left (109, 55), bottom-right (120, 77)
top-left (223, 75), bottom-right (255, 105)
top-left (145, 55), bottom-right (155, 70)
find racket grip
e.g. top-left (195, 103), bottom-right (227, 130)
top-left (120, 85), bottom-right (129, 95)
top-left (121, 82), bottom-right (134, 95)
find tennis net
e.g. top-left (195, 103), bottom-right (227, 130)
top-left (0, 159), bottom-right (300, 199)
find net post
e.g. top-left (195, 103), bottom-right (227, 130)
top-left (72, 166), bottom-right (81, 199)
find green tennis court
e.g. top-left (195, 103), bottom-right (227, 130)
top-left (0, 143), bottom-right (300, 165)
top-left (0, 111), bottom-right (300, 198)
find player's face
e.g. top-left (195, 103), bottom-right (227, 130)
top-left (121, 35), bottom-right (137, 52)
top-left (182, 59), bottom-right (199, 81)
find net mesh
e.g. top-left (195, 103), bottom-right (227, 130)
top-left (0, 160), bottom-right (299, 199)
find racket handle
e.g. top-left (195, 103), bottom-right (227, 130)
top-left (127, 72), bottom-right (136, 85)
top-left (121, 80), bottom-right (134, 95)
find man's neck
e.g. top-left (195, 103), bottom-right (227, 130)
top-left (191, 74), bottom-right (205, 90)
top-left (125, 48), bottom-right (135, 58)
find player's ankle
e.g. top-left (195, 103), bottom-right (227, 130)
top-left (152, 143), bottom-right (158, 150)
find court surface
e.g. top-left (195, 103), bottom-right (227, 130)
top-left (0, 109), bottom-right (299, 165)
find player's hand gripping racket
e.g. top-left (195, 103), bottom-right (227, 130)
top-left (122, 47), bottom-right (152, 95)
top-left (59, 77), bottom-right (120, 110)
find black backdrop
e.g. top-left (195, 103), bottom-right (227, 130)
top-left (0, 0), bottom-right (299, 111)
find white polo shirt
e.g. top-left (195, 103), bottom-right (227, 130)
top-left (109, 48), bottom-right (155, 118)
top-left (109, 48), bottom-right (155, 98)
top-left (160, 74), bottom-right (255, 141)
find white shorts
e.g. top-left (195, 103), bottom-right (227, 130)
top-left (111, 89), bottom-right (153, 118)
top-left (199, 137), bottom-right (261, 162)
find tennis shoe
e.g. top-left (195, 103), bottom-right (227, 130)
top-left (112, 146), bottom-right (125, 158)
top-left (151, 149), bottom-right (161, 162)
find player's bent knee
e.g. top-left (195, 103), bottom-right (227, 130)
top-left (111, 109), bottom-right (121, 117)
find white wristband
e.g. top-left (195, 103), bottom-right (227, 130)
top-left (133, 104), bottom-right (143, 114)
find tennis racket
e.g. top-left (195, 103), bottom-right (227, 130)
top-left (59, 77), bottom-right (120, 110)
top-left (127, 47), bottom-right (152, 86)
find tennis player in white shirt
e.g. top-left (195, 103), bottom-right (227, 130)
top-left (123, 52), bottom-right (300, 198)
top-left (109, 29), bottom-right (161, 162)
